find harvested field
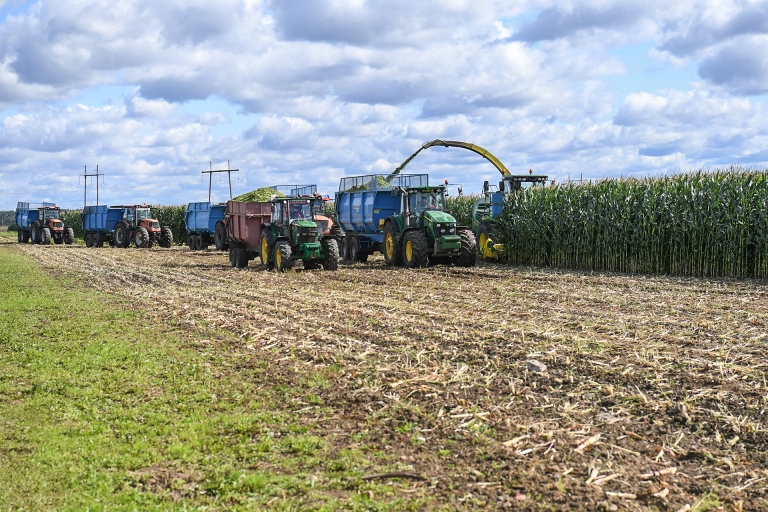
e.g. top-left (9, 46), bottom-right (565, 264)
top-left (7, 238), bottom-right (768, 511)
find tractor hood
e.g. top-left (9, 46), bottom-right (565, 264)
top-left (291, 219), bottom-right (317, 228)
top-left (423, 210), bottom-right (456, 224)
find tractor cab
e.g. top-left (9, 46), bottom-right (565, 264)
top-left (268, 184), bottom-right (335, 236)
top-left (271, 198), bottom-right (320, 245)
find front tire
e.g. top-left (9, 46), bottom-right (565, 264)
top-left (322, 237), bottom-right (339, 271)
top-left (134, 226), bottom-right (149, 248)
top-left (159, 227), bottom-right (173, 248)
top-left (402, 231), bottom-right (428, 268)
top-left (63, 227), bottom-right (75, 245)
top-left (275, 242), bottom-right (294, 272)
top-left (453, 228), bottom-right (478, 267)
top-left (40, 227), bottom-right (52, 245)
top-left (260, 228), bottom-right (274, 270)
top-left (383, 222), bottom-right (403, 266)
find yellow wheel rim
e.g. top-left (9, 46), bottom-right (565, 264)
top-left (275, 246), bottom-right (282, 268)
top-left (480, 233), bottom-right (497, 259)
top-left (405, 240), bottom-right (413, 261)
top-left (261, 236), bottom-right (269, 264)
top-left (385, 232), bottom-right (394, 258)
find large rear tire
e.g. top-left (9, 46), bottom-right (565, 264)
top-left (383, 222), bottom-right (403, 266)
top-left (260, 228), bottom-right (274, 270)
top-left (63, 227), bottom-right (75, 245)
top-left (214, 221), bottom-right (228, 251)
top-left (453, 228), bottom-right (478, 267)
top-left (134, 226), bottom-right (149, 248)
top-left (30, 224), bottom-right (38, 244)
top-left (402, 231), bottom-right (428, 268)
top-left (114, 223), bottom-right (129, 248)
top-left (40, 227), bottom-right (52, 245)
top-left (275, 242), bottom-right (294, 272)
top-left (349, 235), bottom-right (360, 262)
top-left (159, 227), bottom-right (173, 248)
top-left (322, 237), bottom-right (339, 271)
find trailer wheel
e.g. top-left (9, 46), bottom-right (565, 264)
top-left (383, 222), bottom-right (403, 266)
top-left (200, 233), bottom-right (210, 250)
top-left (341, 236), bottom-right (350, 261)
top-left (188, 234), bottom-right (197, 250)
top-left (453, 228), bottom-right (478, 267)
top-left (134, 226), bottom-right (149, 248)
top-left (40, 227), bottom-right (52, 245)
top-left (275, 242), bottom-right (294, 272)
top-left (322, 237), bottom-right (339, 271)
top-left (159, 227), bottom-right (173, 248)
top-left (85, 233), bottom-right (93, 248)
top-left (22, 230), bottom-right (30, 243)
top-left (215, 222), bottom-right (228, 251)
top-left (114, 223), bottom-right (129, 248)
top-left (94, 236), bottom-right (104, 248)
top-left (63, 227), bottom-right (75, 245)
top-left (194, 234), bottom-right (205, 250)
top-left (402, 231), bottom-right (428, 268)
top-left (17, 230), bottom-right (22, 243)
top-left (228, 248), bottom-right (236, 267)
top-left (235, 248), bottom-right (249, 268)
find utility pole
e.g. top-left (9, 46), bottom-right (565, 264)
top-left (81, 165), bottom-right (103, 208)
top-left (201, 161), bottom-right (239, 202)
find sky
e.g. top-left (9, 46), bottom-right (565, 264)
top-left (1, 0), bottom-right (768, 210)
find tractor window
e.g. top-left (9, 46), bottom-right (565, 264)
top-left (408, 191), bottom-right (446, 214)
top-left (125, 207), bottom-right (135, 220)
top-left (288, 202), bottom-right (312, 220)
top-left (137, 209), bottom-right (152, 220)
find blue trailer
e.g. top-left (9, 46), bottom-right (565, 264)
top-left (81, 204), bottom-right (173, 248)
top-left (184, 201), bottom-right (228, 251)
top-left (15, 202), bottom-right (74, 245)
top-left (335, 174), bottom-right (476, 267)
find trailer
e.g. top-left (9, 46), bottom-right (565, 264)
top-left (335, 174), bottom-right (476, 267)
top-left (15, 202), bottom-right (75, 245)
top-left (81, 204), bottom-right (173, 248)
top-left (184, 202), bottom-right (228, 251)
top-left (225, 201), bottom-right (272, 268)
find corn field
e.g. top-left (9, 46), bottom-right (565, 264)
top-left (496, 167), bottom-right (768, 278)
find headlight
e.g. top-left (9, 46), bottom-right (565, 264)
top-left (435, 223), bottom-right (442, 228)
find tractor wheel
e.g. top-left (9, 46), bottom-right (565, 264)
top-left (260, 228), bottom-right (274, 270)
top-left (453, 228), bottom-right (478, 267)
top-left (85, 233), bottom-right (93, 248)
top-left (477, 223), bottom-right (497, 260)
top-left (322, 237), bottom-right (339, 271)
top-left (114, 223), bottom-right (129, 248)
top-left (40, 227), bottom-right (52, 245)
top-left (275, 242), bottom-right (294, 272)
top-left (134, 226), bottom-right (149, 248)
top-left (188, 234), bottom-right (197, 250)
top-left (30, 224), bottom-right (38, 244)
top-left (383, 222), bottom-right (403, 266)
top-left (63, 227), bottom-right (75, 245)
top-left (194, 234), bottom-right (204, 251)
top-left (214, 221), bottom-right (228, 250)
top-left (159, 227), bottom-right (173, 248)
top-left (402, 231), bottom-right (428, 268)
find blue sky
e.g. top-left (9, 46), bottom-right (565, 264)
top-left (1, 0), bottom-right (767, 210)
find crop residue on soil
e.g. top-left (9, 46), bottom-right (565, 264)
top-left (9, 239), bottom-right (768, 511)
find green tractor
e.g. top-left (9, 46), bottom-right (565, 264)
top-left (260, 196), bottom-right (339, 271)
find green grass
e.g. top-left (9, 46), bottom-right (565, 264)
top-left (0, 243), bottom-right (430, 510)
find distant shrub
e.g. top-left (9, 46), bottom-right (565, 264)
top-left (7, 223), bottom-right (19, 232)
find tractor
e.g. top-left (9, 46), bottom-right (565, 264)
top-left (15, 202), bottom-right (75, 245)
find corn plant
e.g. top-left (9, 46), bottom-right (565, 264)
top-left (495, 167), bottom-right (768, 278)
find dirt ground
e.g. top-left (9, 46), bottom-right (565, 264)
top-left (9, 240), bottom-right (768, 511)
